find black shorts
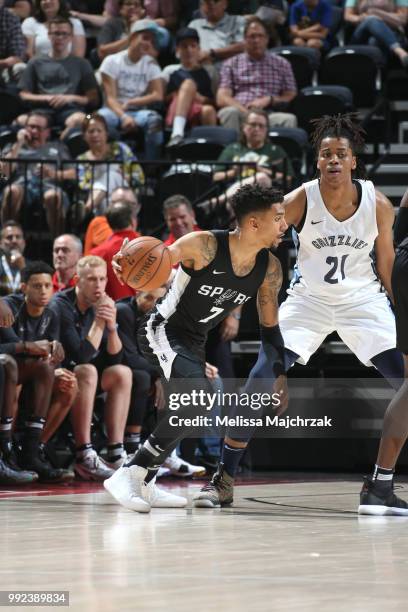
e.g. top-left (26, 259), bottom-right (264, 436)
top-left (137, 311), bottom-right (207, 381)
top-left (392, 245), bottom-right (408, 355)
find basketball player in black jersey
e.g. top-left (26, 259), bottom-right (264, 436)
top-left (104, 184), bottom-right (289, 512)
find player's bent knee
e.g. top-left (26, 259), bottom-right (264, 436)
top-left (74, 364), bottom-right (98, 387)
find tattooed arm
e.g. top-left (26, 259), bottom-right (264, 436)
top-left (168, 231), bottom-right (218, 270)
top-left (257, 252), bottom-right (283, 327)
top-left (257, 252), bottom-right (289, 414)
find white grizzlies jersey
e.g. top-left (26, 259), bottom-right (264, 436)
top-left (289, 178), bottom-right (381, 304)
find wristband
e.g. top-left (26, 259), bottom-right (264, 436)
top-left (260, 324), bottom-right (286, 378)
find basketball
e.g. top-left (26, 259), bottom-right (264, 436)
top-left (119, 236), bottom-right (172, 291)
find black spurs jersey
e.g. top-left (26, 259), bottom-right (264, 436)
top-left (139, 230), bottom-right (269, 377)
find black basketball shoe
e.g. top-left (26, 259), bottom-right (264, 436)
top-left (358, 477), bottom-right (408, 516)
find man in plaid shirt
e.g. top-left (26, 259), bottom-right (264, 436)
top-left (217, 16), bottom-right (297, 133)
top-left (0, 0), bottom-right (26, 89)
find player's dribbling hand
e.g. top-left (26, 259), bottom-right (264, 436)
top-left (273, 374), bottom-right (289, 415)
top-left (112, 238), bottom-right (129, 285)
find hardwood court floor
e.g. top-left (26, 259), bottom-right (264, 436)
top-left (1, 475), bottom-right (408, 612)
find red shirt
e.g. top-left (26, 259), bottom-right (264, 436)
top-left (52, 271), bottom-right (77, 293)
top-left (91, 229), bottom-right (140, 300)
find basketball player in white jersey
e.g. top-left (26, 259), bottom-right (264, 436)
top-left (195, 114), bottom-right (407, 515)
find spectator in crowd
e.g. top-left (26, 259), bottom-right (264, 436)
top-left (52, 233), bottom-right (82, 292)
top-left (345, 0), bottom-right (408, 67)
top-left (98, 0), bottom-right (169, 61)
top-left (0, 350), bottom-right (38, 484)
top-left (5, 1), bottom-right (32, 21)
top-left (204, 108), bottom-right (293, 215)
top-left (0, 0), bottom-right (26, 90)
top-left (99, 19), bottom-right (164, 160)
top-left (1, 111), bottom-right (72, 236)
top-left (19, 18), bottom-right (99, 135)
top-left (69, 0), bottom-right (107, 28)
top-left (105, 0), bottom-right (179, 32)
top-left (91, 201), bottom-right (140, 300)
top-left (0, 261), bottom-right (76, 482)
top-left (188, 0), bottom-right (246, 64)
top-left (289, 0), bottom-right (332, 50)
top-left (116, 285), bottom-right (166, 455)
top-left (69, 113), bottom-right (145, 218)
top-left (162, 27), bottom-right (217, 147)
top-left (217, 16), bottom-right (298, 132)
top-left (22, 0), bottom-right (86, 58)
top-left (83, 186), bottom-right (140, 254)
top-left (50, 255), bottom-right (132, 480)
top-left (0, 221), bottom-right (29, 296)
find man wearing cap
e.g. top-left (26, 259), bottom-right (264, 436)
top-left (98, 18), bottom-right (164, 160)
top-left (162, 27), bottom-right (217, 147)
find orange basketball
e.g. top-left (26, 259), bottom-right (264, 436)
top-left (120, 236), bottom-right (172, 291)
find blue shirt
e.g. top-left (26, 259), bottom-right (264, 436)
top-left (289, 0), bottom-right (332, 28)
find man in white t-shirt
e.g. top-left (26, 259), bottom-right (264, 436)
top-left (98, 19), bottom-right (164, 160)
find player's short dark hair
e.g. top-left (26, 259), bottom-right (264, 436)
top-left (311, 113), bottom-right (367, 178)
top-left (231, 184), bottom-right (283, 223)
top-left (163, 195), bottom-right (193, 214)
top-left (119, 0), bottom-right (144, 6)
top-left (21, 261), bottom-right (54, 284)
top-left (106, 201), bottom-right (134, 230)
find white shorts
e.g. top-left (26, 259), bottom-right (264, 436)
top-left (279, 292), bottom-right (397, 366)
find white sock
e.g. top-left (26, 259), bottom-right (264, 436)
top-left (171, 116), bottom-right (186, 138)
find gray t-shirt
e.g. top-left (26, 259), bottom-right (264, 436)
top-left (100, 51), bottom-right (161, 105)
top-left (19, 55), bottom-right (98, 96)
top-left (4, 141), bottom-right (72, 181)
top-left (97, 17), bottom-right (127, 46)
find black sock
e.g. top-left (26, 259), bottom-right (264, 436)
top-left (145, 466), bottom-right (160, 483)
top-left (76, 443), bottom-right (93, 460)
top-left (125, 435), bottom-right (167, 469)
top-left (0, 417), bottom-right (12, 455)
top-left (107, 443), bottom-right (125, 463)
top-left (221, 443), bottom-right (246, 478)
top-left (23, 416), bottom-right (45, 455)
top-left (124, 432), bottom-right (141, 455)
top-left (372, 464), bottom-right (394, 492)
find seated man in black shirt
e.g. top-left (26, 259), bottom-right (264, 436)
top-left (0, 261), bottom-right (77, 482)
top-left (50, 255), bottom-right (132, 481)
top-left (117, 286), bottom-right (167, 455)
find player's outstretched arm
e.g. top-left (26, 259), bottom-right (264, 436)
top-left (112, 232), bottom-right (218, 285)
top-left (375, 190), bottom-right (396, 302)
top-left (256, 253), bottom-right (288, 414)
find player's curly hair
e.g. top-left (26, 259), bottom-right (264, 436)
top-left (230, 184), bottom-right (283, 223)
top-left (310, 113), bottom-right (367, 179)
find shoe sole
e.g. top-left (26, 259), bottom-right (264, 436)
top-left (103, 478), bottom-right (151, 513)
top-left (168, 468), bottom-right (207, 478)
top-left (358, 504), bottom-right (408, 516)
top-left (74, 465), bottom-right (113, 482)
top-left (193, 498), bottom-right (233, 508)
